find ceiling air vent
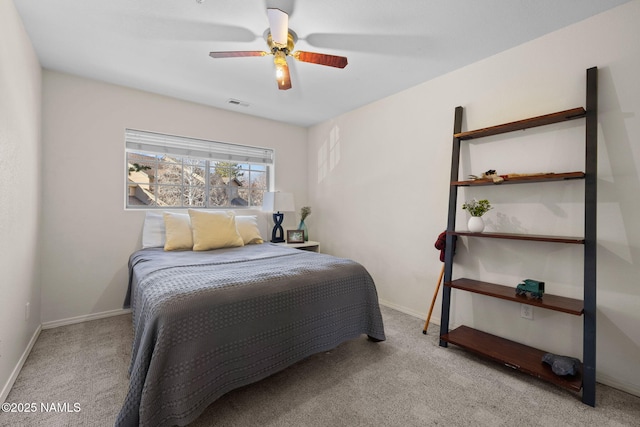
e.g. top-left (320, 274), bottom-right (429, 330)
top-left (227, 99), bottom-right (249, 107)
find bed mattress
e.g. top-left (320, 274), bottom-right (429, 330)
top-left (116, 243), bottom-right (385, 427)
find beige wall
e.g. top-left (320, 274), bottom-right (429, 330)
top-left (0, 0), bottom-right (42, 401)
top-left (308, 1), bottom-right (640, 396)
top-left (40, 70), bottom-right (308, 324)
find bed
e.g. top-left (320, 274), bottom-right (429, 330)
top-left (115, 217), bottom-right (386, 427)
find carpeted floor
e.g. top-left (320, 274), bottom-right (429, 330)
top-left (2, 306), bottom-right (639, 426)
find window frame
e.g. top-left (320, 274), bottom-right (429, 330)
top-left (125, 129), bottom-right (273, 210)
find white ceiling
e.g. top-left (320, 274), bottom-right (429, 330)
top-left (14, 0), bottom-right (630, 127)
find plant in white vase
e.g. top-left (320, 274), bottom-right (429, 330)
top-left (462, 199), bottom-right (492, 233)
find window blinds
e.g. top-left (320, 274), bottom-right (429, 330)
top-left (125, 129), bottom-right (274, 164)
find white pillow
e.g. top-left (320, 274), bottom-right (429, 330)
top-left (235, 215), bottom-right (264, 245)
top-left (142, 212), bottom-right (166, 248)
top-left (188, 209), bottom-right (244, 251)
top-left (163, 212), bottom-right (193, 251)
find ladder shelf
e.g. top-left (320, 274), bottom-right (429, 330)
top-left (438, 67), bottom-right (597, 406)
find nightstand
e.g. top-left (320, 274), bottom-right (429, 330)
top-left (275, 240), bottom-right (320, 253)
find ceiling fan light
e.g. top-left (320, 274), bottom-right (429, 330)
top-left (276, 63), bottom-right (286, 82)
top-left (274, 50), bottom-right (287, 77)
top-left (273, 51), bottom-right (291, 90)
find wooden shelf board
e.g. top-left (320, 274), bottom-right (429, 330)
top-left (449, 231), bottom-right (584, 244)
top-left (454, 107), bottom-right (586, 140)
top-left (453, 171), bottom-right (585, 186)
top-left (446, 278), bottom-right (584, 315)
top-left (441, 326), bottom-right (583, 392)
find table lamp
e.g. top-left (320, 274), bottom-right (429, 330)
top-left (262, 192), bottom-right (295, 243)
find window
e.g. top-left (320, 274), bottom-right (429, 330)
top-left (125, 129), bottom-right (273, 209)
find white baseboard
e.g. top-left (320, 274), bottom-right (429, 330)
top-left (597, 372), bottom-right (640, 398)
top-left (379, 299), bottom-right (441, 327)
top-left (41, 308), bottom-right (131, 330)
top-left (2, 308), bottom-right (131, 402)
top-left (1, 325), bottom-right (41, 404)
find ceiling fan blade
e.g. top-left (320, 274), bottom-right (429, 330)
top-left (119, 14), bottom-right (256, 43)
top-left (267, 8), bottom-right (289, 47)
top-left (305, 33), bottom-right (429, 56)
top-left (292, 51), bottom-right (348, 69)
top-left (209, 51), bottom-right (268, 58)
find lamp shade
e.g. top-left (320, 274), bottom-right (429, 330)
top-left (262, 192), bottom-right (295, 213)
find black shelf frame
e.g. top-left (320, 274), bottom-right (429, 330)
top-left (438, 67), bottom-right (597, 407)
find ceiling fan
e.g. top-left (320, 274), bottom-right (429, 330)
top-left (209, 8), bottom-right (348, 90)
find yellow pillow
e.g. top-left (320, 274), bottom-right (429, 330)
top-left (235, 215), bottom-right (264, 245)
top-left (188, 209), bottom-right (244, 251)
top-left (163, 212), bottom-right (193, 251)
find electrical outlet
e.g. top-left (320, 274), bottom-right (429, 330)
top-left (25, 302), bottom-right (30, 320)
top-left (521, 304), bottom-right (533, 320)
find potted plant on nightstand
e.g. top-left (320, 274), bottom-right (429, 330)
top-left (462, 199), bottom-right (492, 233)
top-left (298, 206), bottom-right (311, 241)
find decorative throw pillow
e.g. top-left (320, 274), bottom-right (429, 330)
top-left (163, 212), bottom-right (193, 251)
top-left (235, 215), bottom-right (264, 245)
top-left (142, 211), bottom-right (166, 248)
top-left (188, 209), bottom-right (244, 251)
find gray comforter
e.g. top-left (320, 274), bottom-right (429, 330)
top-left (116, 243), bottom-right (385, 427)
